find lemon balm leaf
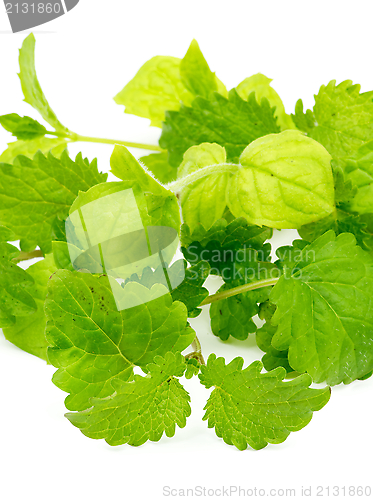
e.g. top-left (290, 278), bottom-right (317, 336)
top-left (236, 73), bottom-right (295, 130)
top-left (160, 90), bottom-right (280, 167)
top-left (180, 40), bottom-right (227, 99)
top-left (114, 56), bottom-right (194, 128)
top-left (0, 151), bottom-right (107, 254)
top-left (19, 34), bottom-right (68, 133)
top-left (199, 355), bottom-right (330, 450)
top-left (66, 352), bottom-right (191, 446)
top-left (45, 270), bottom-right (195, 411)
top-left (3, 254), bottom-right (56, 360)
top-left (227, 130), bottom-right (335, 229)
top-left (271, 231), bottom-right (373, 385)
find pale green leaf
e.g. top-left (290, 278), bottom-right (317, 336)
top-left (3, 254), bottom-right (56, 360)
top-left (236, 74), bottom-right (295, 130)
top-left (114, 56), bottom-right (194, 128)
top-left (139, 152), bottom-right (176, 184)
top-left (19, 34), bottom-right (68, 132)
top-left (0, 136), bottom-right (68, 163)
top-left (227, 130), bottom-right (335, 228)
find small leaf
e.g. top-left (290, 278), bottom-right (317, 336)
top-left (19, 34), bottom-right (68, 132)
top-left (139, 152), bottom-right (176, 184)
top-left (0, 113), bottom-right (47, 140)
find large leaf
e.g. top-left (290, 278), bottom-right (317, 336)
top-left (45, 270), bottom-right (195, 411)
top-left (0, 151), bottom-right (107, 253)
top-left (160, 89), bottom-right (280, 167)
top-left (66, 352), bottom-right (191, 446)
top-left (199, 355), bottom-right (330, 450)
top-left (271, 231), bottom-right (373, 385)
top-left (227, 130), bottom-right (335, 229)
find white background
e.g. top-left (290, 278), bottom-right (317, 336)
top-left (0, 1), bottom-right (372, 499)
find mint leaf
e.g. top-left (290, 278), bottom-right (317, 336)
top-left (160, 89), bottom-right (280, 167)
top-left (199, 355), bottom-right (330, 450)
top-left (19, 34), bottom-right (67, 133)
top-left (210, 285), bottom-right (270, 341)
top-left (0, 242), bottom-right (36, 328)
top-left (227, 130), bottom-right (335, 228)
top-left (236, 73), bottom-right (295, 130)
top-left (45, 270), bottom-right (195, 411)
top-left (177, 143), bottom-right (230, 232)
top-left (256, 322), bottom-right (293, 373)
top-left (3, 254), bottom-right (56, 360)
top-left (271, 231), bottom-right (373, 385)
top-left (180, 40), bottom-right (226, 99)
top-left (299, 80), bottom-right (373, 158)
top-left (114, 56), bottom-right (194, 128)
top-left (139, 152), bottom-right (176, 184)
top-left (66, 352), bottom-right (190, 446)
top-left (185, 357), bottom-right (201, 379)
top-left (0, 151), bottom-right (107, 254)
top-left (0, 136), bottom-right (68, 164)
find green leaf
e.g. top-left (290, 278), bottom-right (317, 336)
top-left (185, 357), bottom-right (200, 379)
top-left (210, 285), bottom-right (270, 341)
top-left (19, 34), bottom-right (68, 133)
top-left (114, 56), bottom-right (194, 128)
top-left (180, 40), bottom-right (227, 100)
top-left (227, 130), bottom-right (335, 229)
top-left (271, 231), bottom-right (373, 385)
top-left (160, 89), bottom-right (280, 167)
top-left (0, 242), bottom-right (36, 328)
top-left (139, 152), bottom-right (176, 184)
top-left (336, 140), bottom-right (373, 215)
top-left (199, 355), bottom-right (330, 450)
top-left (256, 322), bottom-right (293, 373)
top-left (0, 136), bottom-right (68, 164)
top-left (303, 80), bottom-right (373, 158)
top-left (236, 73), bottom-right (295, 130)
top-left (0, 113), bottom-right (47, 140)
top-left (291, 99), bottom-right (315, 134)
top-left (0, 151), bottom-right (107, 254)
top-left (181, 216), bottom-right (272, 251)
top-left (66, 352), bottom-right (190, 446)
top-left (3, 254), bottom-right (56, 360)
top-left (110, 146), bottom-right (180, 233)
top-left (299, 167), bottom-right (373, 253)
top-left (177, 143), bottom-right (230, 232)
top-left (45, 270), bottom-right (195, 411)
top-left (171, 261), bottom-right (210, 317)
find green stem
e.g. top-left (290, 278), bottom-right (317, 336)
top-left (186, 335), bottom-right (206, 366)
top-left (13, 250), bottom-right (43, 263)
top-left (46, 131), bottom-right (162, 152)
top-left (167, 163), bottom-right (240, 193)
top-left (200, 277), bottom-right (280, 306)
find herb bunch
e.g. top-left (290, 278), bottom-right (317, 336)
top-left (0, 35), bottom-right (372, 450)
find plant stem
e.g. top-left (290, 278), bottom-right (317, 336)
top-left (46, 131), bottom-right (162, 152)
top-left (200, 277), bottom-right (280, 306)
top-left (167, 163), bottom-right (240, 193)
top-left (13, 250), bottom-right (43, 263)
top-left (187, 335), bottom-right (206, 366)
